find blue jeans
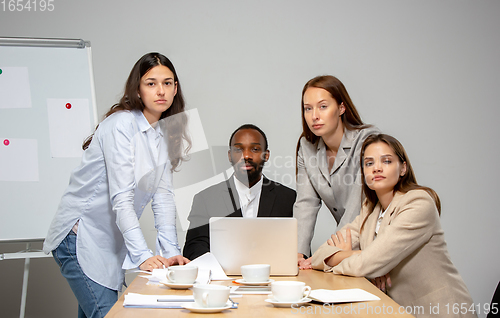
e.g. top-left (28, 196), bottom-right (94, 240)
top-left (52, 232), bottom-right (118, 318)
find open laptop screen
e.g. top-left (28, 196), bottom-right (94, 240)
top-left (209, 217), bottom-right (298, 276)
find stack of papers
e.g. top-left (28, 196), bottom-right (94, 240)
top-left (137, 253), bottom-right (230, 285)
top-left (149, 268), bottom-right (169, 283)
top-left (309, 289), bottom-right (380, 303)
top-left (123, 293), bottom-right (194, 308)
top-left (188, 252), bottom-right (231, 280)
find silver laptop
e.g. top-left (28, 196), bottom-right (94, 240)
top-left (209, 217), bottom-right (298, 276)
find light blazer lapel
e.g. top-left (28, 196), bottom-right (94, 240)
top-left (331, 147), bottom-right (347, 174)
top-left (317, 139), bottom-right (331, 186)
top-left (360, 202), bottom-right (381, 249)
top-left (256, 177), bottom-right (275, 217)
top-left (386, 192), bottom-right (404, 222)
top-left (331, 129), bottom-right (355, 174)
top-left (368, 192), bottom-right (405, 240)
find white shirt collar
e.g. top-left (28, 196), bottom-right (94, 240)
top-left (233, 175), bottom-right (263, 218)
top-left (375, 202), bottom-right (391, 236)
top-left (133, 109), bottom-right (164, 138)
top-left (233, 175), bottom-right (263, 197)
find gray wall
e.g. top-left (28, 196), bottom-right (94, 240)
top-left (1, 1), bottom-right (499, 317)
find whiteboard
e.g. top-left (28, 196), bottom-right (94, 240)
top-left (0, 38), bottom-right (98, 242)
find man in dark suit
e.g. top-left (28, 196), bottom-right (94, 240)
top-left (183, 124), bottom-right (297, 260)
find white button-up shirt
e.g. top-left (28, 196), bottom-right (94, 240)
top-left (234, 176), bottom-right (263, 218)
top-left (43, 110), bottom-right (180, 290)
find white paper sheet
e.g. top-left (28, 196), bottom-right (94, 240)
top-left (188, 252), bottom-right (231, 280)
top-left (0, 67), bottom-right (32, 109)
top-left (149, 268), bottom-right (169, 283)
top-left (123, 293), bottom-right (194, 308)
top-left (0, 138), bottom-right (39, 182)
top-left (230, 286), bottom-right (272, 295)
top-left (142, 267), bottom-right (212, 285)
top-left (46, 98), bottom-right (92, 158)
top-left (309, 288), bottom-right (380, 303)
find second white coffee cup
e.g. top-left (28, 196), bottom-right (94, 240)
top-left (166, 265), bottom-right (198, 284)
top-left (271, 281), bottom-right (311, 302)
top-left (193, 284), bottom-right (230, 308)
top-left (240, 264), bottom-right (271, 282)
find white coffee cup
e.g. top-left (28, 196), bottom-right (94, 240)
top-left (271, 281), bottom-right (311, 302)
top-left (193, 284), bottom-right (230, 308)
top-left (240, 264), bottom-right (271, 282)
top-left (166, 265), bottom-right (198, 284)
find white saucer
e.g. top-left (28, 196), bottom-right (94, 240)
top-left (159, 279), bottom-right (195, 289)
top-left (182, 303), bottom-right (232, 313)
top-left (265, 297), bottom-right (312, 308)
top-left (235, 278), bottom-right (274, 286)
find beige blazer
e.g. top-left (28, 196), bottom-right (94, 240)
top-left (311, 190), bottom-right (476, 318)
top-left (294, 126), bottom-right (380, 255)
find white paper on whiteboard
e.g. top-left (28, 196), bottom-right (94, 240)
top-left (0, 138), bottom-right (39, 182)
top-left (185, 108), bottom-right (208, 154)
top-left (47, 98), bottom-right (92, 158)
top-left (0, 67), bottom-right (32, 109)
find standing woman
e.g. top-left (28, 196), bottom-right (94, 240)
top-left (311, 134), bottom-right (476, 318)
top-left (43, 53), bottom-right (191, 318)
top-left (294, 75), bottom-right (379, 266)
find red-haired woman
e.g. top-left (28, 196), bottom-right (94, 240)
top-left (294, 75), bottom-right (379, 267)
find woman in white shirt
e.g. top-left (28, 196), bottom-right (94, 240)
top-left (43, 53), bottom-right (191, 318)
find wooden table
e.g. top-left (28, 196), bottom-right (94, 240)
top-left (105, 270), bottom-right (414, 317)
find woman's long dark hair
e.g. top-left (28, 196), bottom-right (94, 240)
top-left (359, 134), bottom-right (441, 231)
top-left (295, 75), bottom-right (370, 175)
top-left (82, 52), bottom-right (191, 171)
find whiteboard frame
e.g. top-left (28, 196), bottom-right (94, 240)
top-left (0, 37), bottom-right (99, 242)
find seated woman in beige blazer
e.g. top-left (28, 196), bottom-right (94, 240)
top-left (309, 133), bottom-right (476, 318)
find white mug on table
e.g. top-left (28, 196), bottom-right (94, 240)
top-left (240, 264), bottom-right (270, 282)
top-left (166, 265), bottom-right (198, 284)
top-left (193, 284), bottom-right (230, 308)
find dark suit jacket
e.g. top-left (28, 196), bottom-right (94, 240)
top-left (183, 176), bottom-right (296, 260)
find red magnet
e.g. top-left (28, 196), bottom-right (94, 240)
top-left (3, 139), bottom-right (10, 146)
top-left (66, 103), bottom-right (72, 109)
